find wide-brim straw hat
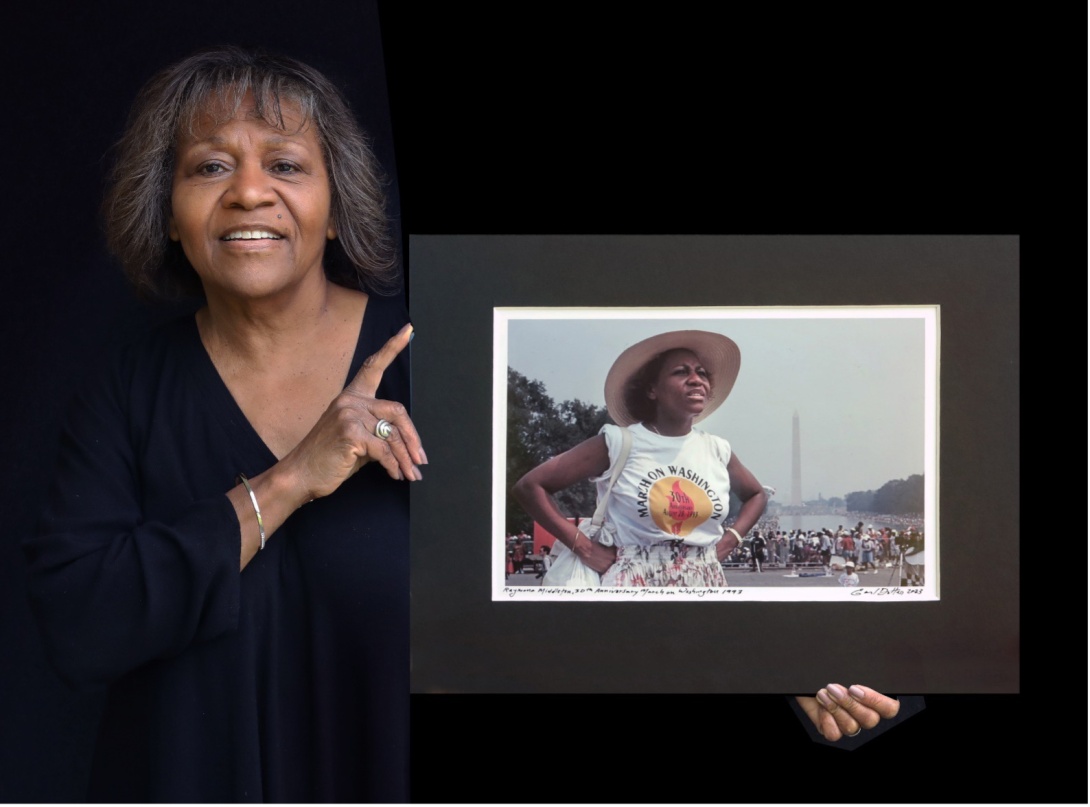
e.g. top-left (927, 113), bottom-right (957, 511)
top-left (604, 330), bottom-right (741, 427)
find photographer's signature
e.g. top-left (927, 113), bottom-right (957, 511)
top-left (850, 587), bottom-right (923, 596)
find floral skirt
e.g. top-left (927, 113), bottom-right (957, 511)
top-left (600, 542), bottom-right (727, 588)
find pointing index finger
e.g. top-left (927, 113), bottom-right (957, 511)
top-left (347, 322), bottom-right (413, 398)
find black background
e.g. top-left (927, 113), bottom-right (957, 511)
top-left (1, 1), bottom-right (1081, 803)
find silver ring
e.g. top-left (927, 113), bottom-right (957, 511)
top-left (846, 727), bottom-right (862, 737)
top-left (374, 419), bottom-right (393, 440)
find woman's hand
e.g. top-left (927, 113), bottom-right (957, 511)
top-left (283, 322), bottom-right (425, 499)
top-left (796, 684), bottom-right (901, 741)
top-left (571, 529), bottom-right (617, 574)
top-left (230, 323), bottom-right (424, 569)
top-left (716, 530), bottom-right (741, 562)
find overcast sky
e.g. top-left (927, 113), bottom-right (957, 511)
top-left (500, 307), bottom-right (935, 501)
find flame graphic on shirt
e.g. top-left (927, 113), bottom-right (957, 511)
top-left (666, 481), bottom-right (695, 534)
top-left (648, 476), bottom-right (712, 537)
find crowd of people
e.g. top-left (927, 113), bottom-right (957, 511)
top-left (720, 520), bottom-right (925, 576)
top-left (506, 519), bottom-right (925, 583)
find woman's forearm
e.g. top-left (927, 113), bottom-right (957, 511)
top-left (730, 490), bottom-right (768, 537)
top-left (512, 477), bottom-right (618, 575)
top-left (511, 435), bottom-right (612, 553)
top-left (717, 489), bottom-right (768, 561)
top-left (229, 461), bottom-right (313, 571)
top-left (511, 478), bottom-right (581, 550)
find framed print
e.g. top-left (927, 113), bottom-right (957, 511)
top-left (492, 306), bottom-right (939, 602)
top-left (409, 234), bottom-right (1018, 694)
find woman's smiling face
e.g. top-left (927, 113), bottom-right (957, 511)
top-left (169, 93), bottom-right (335, 303)
top-left (648, 348), bottom-right (712, 421)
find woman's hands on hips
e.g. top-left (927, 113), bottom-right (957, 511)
top-left (796, 684), bottom-right (901, 741)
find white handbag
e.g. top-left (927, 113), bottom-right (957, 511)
top-left (540, 428), bottom-right (632, 588)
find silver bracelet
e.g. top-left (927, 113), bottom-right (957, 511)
top-left (237, 473), bottom-right (266, 550)
top-left (571, 524), bottom-right (583, 551)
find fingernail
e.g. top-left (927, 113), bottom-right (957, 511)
top-left (412, 465), bottom-right (423, 481)
top-left (398, 323), bottom-right (414, 339)
top-left (816, 689), bottom-right (832, 707)
top-left (848, 685), bottom-right (866, 699)
top-left (827, 683), bottom-right (846, 699)
top-left (419, 447), bottom-right (428, 465)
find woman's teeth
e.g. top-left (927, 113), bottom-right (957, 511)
top-left (223, 230), bottom-right (282, 240)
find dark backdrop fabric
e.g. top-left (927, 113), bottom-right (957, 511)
top-left (1, 2), bottom-right (1082, 804)
top-left (1, 1), bottom-right (399, 801)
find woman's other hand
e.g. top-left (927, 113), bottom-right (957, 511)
top-left (795, 684), bottom-right (901, 741)
top-left (716, 530), bottom-right (741, 562)
top-left (284, 322), bottom-right (425, 498)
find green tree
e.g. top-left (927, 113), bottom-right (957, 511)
top-left (844, 474), bottom-right (924, 515)
top-left (845, 489), bottom-right (875, 512)
top-left (872, 474), bottom-right (924, 514)
top-left (505, 368), bottom-right (612, 534)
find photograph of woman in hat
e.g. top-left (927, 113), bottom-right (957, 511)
top-left (513, 329), bottom-right (765, 586)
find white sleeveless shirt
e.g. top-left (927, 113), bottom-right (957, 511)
top-left (592, 423), bottom-right (733, 548)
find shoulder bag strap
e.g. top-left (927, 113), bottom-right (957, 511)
top-left (590, 427), bottom-right (632, 528)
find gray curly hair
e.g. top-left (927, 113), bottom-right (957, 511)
top-left (103, 45), bottom-right (398, 300)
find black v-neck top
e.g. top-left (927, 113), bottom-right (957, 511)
top-left (25, 293), bottom-right (410, 802)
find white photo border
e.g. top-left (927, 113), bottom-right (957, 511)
top-left (492, 305), bottom-right (939, 603)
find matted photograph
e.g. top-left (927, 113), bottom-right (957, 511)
top-left (410, 234), bottom-right (1016, 693)
top-left (493, 306), bottom-right (938, 602)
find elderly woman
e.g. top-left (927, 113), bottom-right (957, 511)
top-left (513, 329), bottom-right (901, 741)
top-left (23, 47), bottom-right (422, 801)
